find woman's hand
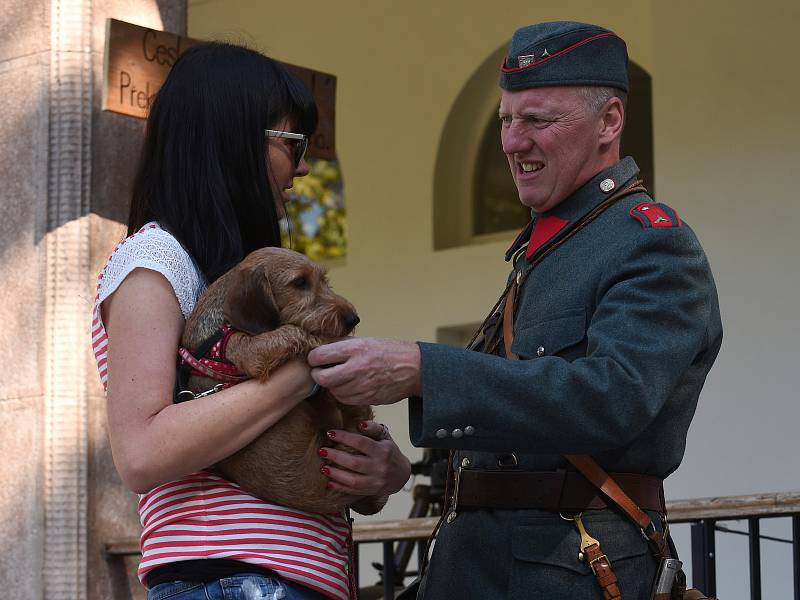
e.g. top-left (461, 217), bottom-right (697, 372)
top-left (319, 421), bottom-right (411, 497)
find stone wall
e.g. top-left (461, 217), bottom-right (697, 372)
top-left (0, 1), bottom-right (185, 598)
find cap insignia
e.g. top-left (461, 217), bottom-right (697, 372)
top-left (540, 48), bottom-right (550, 58)
top-left (518, 54), bottom-right (536, 68)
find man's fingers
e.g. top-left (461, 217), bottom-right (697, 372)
top-left (310, 362), bottom-right (358, 389)
top-left (307, 339), bottom-right (359, 368)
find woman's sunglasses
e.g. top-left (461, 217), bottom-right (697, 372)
top-left (265, 129), bottom-right (309, 168)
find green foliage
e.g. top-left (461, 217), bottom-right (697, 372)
top-left (281, 158), bottom-right (348, 261)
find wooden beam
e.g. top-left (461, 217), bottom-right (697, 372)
top-left (104, 491), bottom-right (800, 556)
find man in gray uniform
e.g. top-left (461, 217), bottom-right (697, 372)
top-left (309, 21), bottom-right (722, 599)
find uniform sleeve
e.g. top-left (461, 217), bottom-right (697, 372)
top-left (409, 226), bottom-right (721, 454)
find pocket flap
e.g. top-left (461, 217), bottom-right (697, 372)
top-left (512, 518), bottom-right (649, 574)
top-left (511, 308), bottom-right (586, 359)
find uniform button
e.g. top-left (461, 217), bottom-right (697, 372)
top-left (464, 426), bottom-right (475, 436)
top-left (515, 271), bottom-right (522, 285)
top-left (452, 428), bottom-right (464, 438)
top-left (461, 457), bottom-right (471, 468)
top-left (600, 178), bottom-right (616, 193)
top-left (536, 346), bottom-right (545, 357)
top-left (436, 429), bottom-right (448, 439)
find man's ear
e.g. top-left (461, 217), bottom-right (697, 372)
top-left (598, 96), bottom-right (625, 146)
top-left (224, 266), bottom-right (280, 335)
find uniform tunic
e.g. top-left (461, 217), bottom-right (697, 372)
top-left (410, 157), bottom-right (722, 599)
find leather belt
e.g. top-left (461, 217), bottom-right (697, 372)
top-left (455, 469), bottom-right (665, 512)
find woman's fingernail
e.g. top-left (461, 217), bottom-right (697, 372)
top-left (317, 448), bottom-right (328, 458)
top-left (320, 466), bottom-right (331, 476)
top-left (327, 431), bottom-right (336, 439)
top-left (358, 421), bottom-right (368, 430)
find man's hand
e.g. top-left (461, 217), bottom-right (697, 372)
top-left (308, 338), bottom-right (421, 405)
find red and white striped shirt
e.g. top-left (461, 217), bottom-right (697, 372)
top-left (93, 223), bottom-right (352, 599)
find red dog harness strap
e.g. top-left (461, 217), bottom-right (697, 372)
top-left (177, 324), bottom-right (248, 385)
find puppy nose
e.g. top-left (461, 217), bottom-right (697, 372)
top-left (344, 312), bottom-right (360, 331)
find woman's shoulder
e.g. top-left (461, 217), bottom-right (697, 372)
top-left (96, 222), bottom-right (207, 319)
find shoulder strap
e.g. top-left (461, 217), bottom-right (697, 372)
top-left (564, 454), bottom-right (668, 560)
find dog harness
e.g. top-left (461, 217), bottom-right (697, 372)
top-left (175, 324), bottom-right (248, 400)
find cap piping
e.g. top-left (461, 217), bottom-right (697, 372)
top-left (501, 32), bottom-right (625, 73)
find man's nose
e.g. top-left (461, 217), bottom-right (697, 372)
top-left (501, 125), bottom-right (532, 156)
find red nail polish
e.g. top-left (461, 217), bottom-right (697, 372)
top-left (358, 421), bottom-right (368, 430)
top-left (326, 483), bottom-right (333, 490)
top-left (321, 466), bottom-right (331, 475)
top-left (317, 448), bottom-right (328, 458)
top-left (327, 431), bottom-right (336, 439)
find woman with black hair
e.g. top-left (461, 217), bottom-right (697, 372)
top-left (92, 42), bottom-right (411, 600)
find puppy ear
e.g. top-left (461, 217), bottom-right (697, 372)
top-left (224, 265), bottom-right (280, 334)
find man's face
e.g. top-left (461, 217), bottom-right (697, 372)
top-left (499, 86), bottom-right (605, 213)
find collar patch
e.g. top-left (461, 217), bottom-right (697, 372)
top-left (526, 215), bottom-right (570, 259)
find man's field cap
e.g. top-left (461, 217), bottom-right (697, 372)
top-left (500, 21), bottom-right (629, 92)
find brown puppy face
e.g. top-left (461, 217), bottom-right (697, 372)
top-left (223, 247), bottom-right (358, 339)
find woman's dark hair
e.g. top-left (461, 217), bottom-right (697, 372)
top-left (128, 42), bottom-right (318, 283)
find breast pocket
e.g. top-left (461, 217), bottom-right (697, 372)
top-left (511, 307), bottom-right (587, 360)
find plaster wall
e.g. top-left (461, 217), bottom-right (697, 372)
top-left (179, 0), bottom-right (800, 597)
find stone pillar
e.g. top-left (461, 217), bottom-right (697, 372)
top-left (0, 1), bottom-right (185, 599)
top-left (44, 1), bottom-right (93, 598)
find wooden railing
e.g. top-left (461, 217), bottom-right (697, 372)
top-left (105, 491), bottom-right (800, 600)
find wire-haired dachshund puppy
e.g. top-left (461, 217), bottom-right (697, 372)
top-left (180, 247), bottom-right (387, 515)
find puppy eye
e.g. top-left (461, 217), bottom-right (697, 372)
top-left (292, 276), bottom-right (309, 289)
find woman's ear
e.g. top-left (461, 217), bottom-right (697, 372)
top-left (224, 265), bottom-right (280, 334)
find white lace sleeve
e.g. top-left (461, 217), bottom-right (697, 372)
top-left (97, 223), bottom-right (206, 319)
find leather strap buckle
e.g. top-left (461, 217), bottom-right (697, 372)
top-left (589, 552), bottom-right (611, 576)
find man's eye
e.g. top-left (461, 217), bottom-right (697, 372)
top-left (499, 115), bottom-right (512, 126)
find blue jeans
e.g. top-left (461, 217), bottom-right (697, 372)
top-left (147, 573), bottom-right (330, 600)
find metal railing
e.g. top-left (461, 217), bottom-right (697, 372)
top-left (666, 492), bottom-right (800, 600)
top-left (104, 491), bottom-right (800, 600)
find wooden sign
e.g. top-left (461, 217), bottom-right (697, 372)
top-left (102, 18), bottom-right (336, 160)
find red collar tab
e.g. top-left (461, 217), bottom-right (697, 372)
top-left (526, 215), bottom-right (570, 259)
top-left (505, 220), bottom-right (535, 262)
top-left (178, 323), bottom-right (247, 384)
top-left (629, 202), bottom-right (682, 229)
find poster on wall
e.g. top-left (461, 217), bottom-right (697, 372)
top-left (103, 18), bottom-right (347, 261)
